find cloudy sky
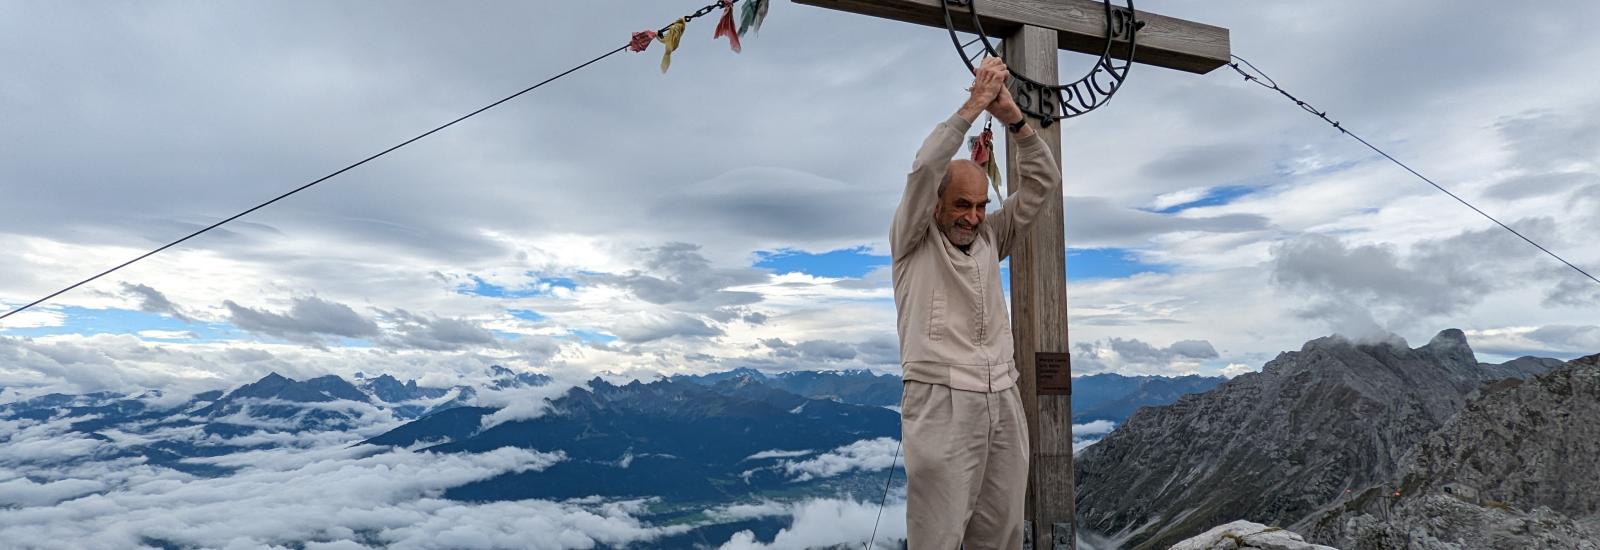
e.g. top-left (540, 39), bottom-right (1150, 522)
top-left (3, 0), bottom-right (1598, 397)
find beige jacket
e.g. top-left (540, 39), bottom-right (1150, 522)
top-left (891, 114), bottom-right (1059, 393)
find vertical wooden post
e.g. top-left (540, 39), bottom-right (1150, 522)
top-left (1004, 24), bottom-right (1073, 550)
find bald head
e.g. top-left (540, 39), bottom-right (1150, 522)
top-left (934, 159), bottom-right (991, 248)
top-left (938, 159), bottom-right (987, 199)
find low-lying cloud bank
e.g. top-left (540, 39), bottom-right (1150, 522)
top-left (779, 437), bottom-right (899, 482)
top-left (714, 495), bottom-right (909, 550)
top-left (0, 432), bottom-right (686, 549)
top-left (1074, 420), bottom-right (1118, 452)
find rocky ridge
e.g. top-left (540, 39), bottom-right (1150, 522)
top-left (1074, 329), bottom-right (1557, 549)
top-left (1298, 353), bottom-right (1600, 549)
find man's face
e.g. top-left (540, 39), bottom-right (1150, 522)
top-left (935, 161), bottom-right (989, 248)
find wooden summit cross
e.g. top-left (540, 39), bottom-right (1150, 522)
top-left (791, 0), bottom-right (1229, 547)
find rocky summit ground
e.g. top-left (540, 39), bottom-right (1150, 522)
top-left (1169, 521), bottom-right (1337, 550)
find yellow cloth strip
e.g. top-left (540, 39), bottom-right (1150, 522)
top-left (658, 18), bottom-right (686, 73)
top-left (986, 156), bottom-right (1002, 200)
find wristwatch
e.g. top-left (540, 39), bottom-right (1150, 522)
top-left (1007, 118), bottom-right (1027, 133)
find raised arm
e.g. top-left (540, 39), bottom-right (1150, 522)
top-left (984, 82), bottom-right (1058, 260)
top-left (890, 58), bottom-right (1011, 261)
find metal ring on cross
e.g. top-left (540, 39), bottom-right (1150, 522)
top-left (941, 0), bottom-right (1143, 127)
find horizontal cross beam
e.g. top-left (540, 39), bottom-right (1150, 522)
top-left (791, 0), bottom-right (1229, 74)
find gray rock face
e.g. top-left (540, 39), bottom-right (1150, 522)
top-left (1308, 494), bottom-right (1600, 550)
top-left (1074, 330), bottom-right (1555, 550)
top-left (1168, 521), bottom-right (1338, 550)
top-left (1299, 354), bottom-right (1600, 549)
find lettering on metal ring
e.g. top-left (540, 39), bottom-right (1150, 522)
top-left (942, 0), bottom-right (1144, 126)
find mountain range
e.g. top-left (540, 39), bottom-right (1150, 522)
top-left (669, 367), bottom-right (903, 408)
top-left (0, 364), bottom-right (1211, 472)
top-left (0, 366), bottom-right (516, 475)
top-left (1071, 373), bottom-right (1225, 424)
top-left (7, 331), bottom-right (1587, 549)
top-left (0, 365), bottom-right (908, 547)
top-left (1, 359), bottom-right (1235, 549)
top-left (365, 373), bottom-right (899, 502)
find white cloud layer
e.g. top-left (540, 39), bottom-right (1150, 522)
top-left (1073, 420), bottom-right (1117, 437)
top-left (779, 437), bottom-right (899, 483)
top-left (1070, 337), bottom-right (1220, 376)
top-left (1220, 363), bottom-right (1255, 378)
top-left (716, 496), bottom-right (908, 550)
top-left (0, 434), bottom-right (696, 549)
top-left (475, 381), bottom-right (578, 431)
top-left (744, 449), bottom-right (816, 461)
top-left (1073, 420), bottom-right (1118, 453)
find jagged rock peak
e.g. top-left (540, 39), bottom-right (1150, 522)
top-left (1426, 328), bottom-right (1469, 350)
top-left (257, 372), bottom-right (290, 384)
top-left (1421, 328), bottom-right (1478, 367)
top-left (225, 372), bottom-right (294, 398)
top-left (486, 365), bottom-right (552, 389)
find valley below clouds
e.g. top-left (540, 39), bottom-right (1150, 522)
top-left (0, 367), bottom-right (920, 549)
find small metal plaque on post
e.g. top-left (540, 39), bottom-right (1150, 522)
top-left (1036, 352), bottom-right (1071, 395)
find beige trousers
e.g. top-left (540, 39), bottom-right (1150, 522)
top-left (902, 380), bottom-right (1029, 550)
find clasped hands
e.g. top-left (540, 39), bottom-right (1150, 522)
top-left (965, 56), bottom-right (1025, 127)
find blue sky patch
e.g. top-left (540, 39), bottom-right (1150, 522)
top-left (1068, 248), bottom-right (1171, 280)
top-left (458, 274), bottom-right (577, 298)
top-left (1151, 185), bottom-right (1257, 214)
top-left (0, 306), bottom-right (236, 341)
top-left (508, 309), bottom-right (546, 322)
top-left (570, 329), bottom-right (617, 344)
top-left (999, 250), bottom-right (1167, 284)
top-left (755, 247), bottom-right (889, 279)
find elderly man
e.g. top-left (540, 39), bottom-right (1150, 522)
top-left (890, 56), bottom-right (1060, 549)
